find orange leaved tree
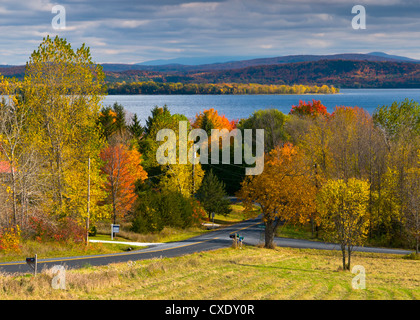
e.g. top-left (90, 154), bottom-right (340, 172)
top-left (191, 108), bottom-right (238, 164)
top-left (192, 108), bottom-right (237, 134)
top-left (100, 144), bottom-right (148, 225)
top-left (238, 143), bottom-right (316, 248)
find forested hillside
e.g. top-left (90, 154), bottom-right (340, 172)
top-left (3, 58), bottom-right (420, 88)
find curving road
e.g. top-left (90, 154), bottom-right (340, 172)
top-left (0, 216), bottom-right (412, 274)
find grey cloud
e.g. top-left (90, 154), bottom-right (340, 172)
top-left (0, 0), bottom-right (420, 64)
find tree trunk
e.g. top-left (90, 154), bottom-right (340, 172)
top-left (10, 164), bottom-right (17, 226)
top-left (311, 217), bottom-right (315, 237)
top-left (341, 245), bottom-right (346, 270)
top-left (112, 190), bottom-right (117, 225)
top-left (264, 222), bottom-right (275, 249)
top-left (347, 246), bottom-right (352, 270)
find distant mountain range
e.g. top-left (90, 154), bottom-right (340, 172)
top-left (135, 52), bottom-right (419, 67)
top-left (101, 52), bottom-right (420, 73)
top-left (2, 52), bottom-right (420, 88)
top-left (135, 55), bottom-right (265, 66)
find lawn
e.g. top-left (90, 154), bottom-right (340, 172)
top-left (1, 245), bottom-right (418, 300)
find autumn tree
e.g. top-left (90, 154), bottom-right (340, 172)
top-left (289, 99), bottom-right (329, 118)
top-left (23, 36), bottom-right (106, 222)
top-left (285, 102), bottom-right (332, 236)
top-left (140, 105), bottom-right (175, 171)
top-left (373, 99), bottom-right (420, 246)
top-left (0, 77), bottom-right (24, 226)
top-left (0, 76), bottom-right (44, 230)
top-left (286, 100), bottom-right (329, 159)
top-left (327, 107), bottom-right (369, 180)
top-left (192, 108), bottom-right (236, 135)
top-left (238, 143), bottom-right (316, 248)
top-left (157, 113), bottom-right (205, 197)
top-left (403, 162), bottom-right (420, 254)
top-left (192, 108), bottom-right (245, 195)
top-left (289, 116), bottom-right (330, 236)
top-left (317, 178), bottom-right (370, 270)
top-left (100, 144), bottom-right (147, 225)
top-left (141, 106), bottom-right (204, 197)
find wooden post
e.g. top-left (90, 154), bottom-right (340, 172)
top-left (34, 254), bottom-right (37, 276)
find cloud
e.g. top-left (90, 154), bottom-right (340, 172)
top-left (0, 0), bottom-right (419, 64)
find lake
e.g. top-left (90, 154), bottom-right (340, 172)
top-left (102, 89), bottom-right (420, 123)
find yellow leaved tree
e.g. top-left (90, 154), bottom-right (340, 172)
top-left (317, 178), bottom-right (370, 270)
top-left (23, 35), bottom-right (106, 224)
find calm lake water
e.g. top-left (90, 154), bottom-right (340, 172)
top-left (102, 89), bottom-right (420, 123)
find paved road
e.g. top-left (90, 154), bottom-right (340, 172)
top-left (0, 216), bottom-right (412, 274)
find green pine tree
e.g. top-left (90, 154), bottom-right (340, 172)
top-left (196, 169), bottom-right (232, 220)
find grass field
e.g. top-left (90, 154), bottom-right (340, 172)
top-left (1, 245), bottom-right (418, 300)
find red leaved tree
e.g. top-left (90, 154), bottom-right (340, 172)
top-left (290, 99), bottom-right (329, 118)
top-left (100, 144), bottom-right (148, 224)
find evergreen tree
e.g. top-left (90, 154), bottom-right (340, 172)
top-left (128, 113), bottom-right (144, 139)
top-left (196, 169), bottom-right (232, 220)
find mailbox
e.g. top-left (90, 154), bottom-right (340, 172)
top-left (26, 255), bottom-right (38, 276)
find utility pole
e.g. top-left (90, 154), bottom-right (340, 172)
top-left (86, 157), bottom-right (91, 245)
top-left (192, 145), bottom-right (197, 195)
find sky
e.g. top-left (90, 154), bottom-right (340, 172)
top-left (1, 0), bottom-right (420, 65)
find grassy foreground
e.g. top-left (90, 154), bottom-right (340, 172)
top-left (0, 246), bottom-right (418, 300)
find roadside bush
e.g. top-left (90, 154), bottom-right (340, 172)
top-left (131, 190), bottom-right (205, 233)
top-left (88, 225), bottom-right (97, 237)
top-left (55, 217), bottom-right (86, 243)
top-left (27, 215), bottom-right (58, 241)
top-left (0, 225), bottom-right (21, 254)
top-left (403, 252), bottom-right (420, 260)
top-left (27, 215), bottom-right (85, 243)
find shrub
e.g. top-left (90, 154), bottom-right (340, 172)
top-left (55, 217), bottom-right (86, 243)
top-left (88, 225), bottom-right (97, 237)
top-left (403, 252), bottom-right (420, 260)
top-left (28, 215), bottom-right (86, 244)
top-left (27, 215), bottom-right (58, 241)
top-left (131, 190), bottom-right (206, 233)
top-left (0, 225), bottom-right (21, 254)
